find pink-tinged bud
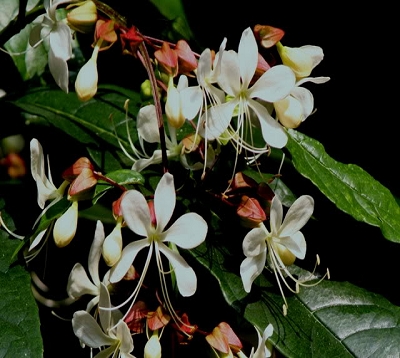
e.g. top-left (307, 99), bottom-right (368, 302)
top-left (237, 195), bottom-right (266, 228)
top-left (102, 222), bottom-right (123, 266)
top-left (154, 42), bottom-right (178, 77)
top-left (144, 331), bottom-right (162, 358)
top-left (217, 322), bottom-right (243, 354)
top-left (53, 200), bottom-right (78, 247)
top-left (206, 325), bottom-right (230, 354)
top-left (68, 167), bottom-right (97, 198)
top-left (148, 201), bottom-right (157, 227)
top-left (175, 40), bottom-right (197, 74)
top-left (62, 157), bottom-right (94, 181)
top-left (147, 306), bottom-right (170, 331)
top-left (254, 24), bottom-right (285, 48)
top-left (75, 56), bottom-right (98, 101)
top-left (274, 96), bottom-right (303, 129)
top-left (67, 1), bottom-right (98, 34)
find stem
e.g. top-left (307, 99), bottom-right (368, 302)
top-left (94, 171), bottom-right (127, 192)
top-left (137, 41), bottom-right (169, 173)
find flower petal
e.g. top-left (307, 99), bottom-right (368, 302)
top-left (137, 105), bottom-right (160, 143)
top-left (242, 226), bottom-right (267, 257)
top-left (217, 50), bottom-right (241, 96)
top-left (154, 172), bottom-right (176, 232)
top-left (240, 252), bottom-right (266, 293)
top-left (49, 22), bottom-right (72, 61)
top-left (238, 27), bottom-right (258, 89)
top-left (121, 190), bottom-right (151, 237)
top-left (117, 321), bottom-right (135, 354)
top-left (180, 86), bottom-right (203, 120)
top-left (199, 99), bottom-right (237, 140)
top-left (67, 263), bottom-right (99, 299)
top-left (249, 99), bottom-right (287, 148)
top-left (161, 212), bottom-right (207, 249)
top-left (72, 310), bottom-right (116, 348)
top-left (109, 239), bottom-right (150, 283)
top-left (279, 195), bottom-right (314, 237)
top-left (269, 195), bottom-right (283, 235)
top-left (48, 47), bottom-right (69, 93)
top-left (88, 220), bottom-right (105, 287)
top-left (249, 65), bottom-right (295, 103)
top-left (158, 243), bottom-right (197, 296)
top-left (279, 231), bottom-right (307, 259)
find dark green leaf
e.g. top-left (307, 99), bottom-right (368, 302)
top-left (286, 130), bottom-right (400, 242)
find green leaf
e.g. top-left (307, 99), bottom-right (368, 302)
top-left (191, 242), bottom-right (400, 358)
top-left (149, 0), bottom-right (193, 40)
top-left (0, 265), bottom-right (43, 358)
top-left (93, 169), bottom-right (144, 204)
top-left (286, 129), bottom-right (400, 242)
top-left (0, 1), bottom-right (19, 33)
top-left (0, 203), bottom-right (43, 357)
top-left (4, 21), bottom-right (48, 81)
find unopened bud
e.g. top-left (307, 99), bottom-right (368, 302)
top-left (75, 54), bottom-right (98, 101)
top-left (102, 222), bottom-right (123, 266)
top-left (53, 200), bottom-right (78, 247)
top-left (274, 96), bottom-right (303, 129)
top-left (165, 77), bottom-right (185, 128)
top-left (144, 331), bottom-right (162, 358)
top-left (67, 1), bottom-right (98, 33)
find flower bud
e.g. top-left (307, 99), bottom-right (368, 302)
top-left (67, 1), bottom-right (98, 33)
top-left (75, 55), bottom-right (98, 101)
top-left (144, 331), bottom-right (161, 358)
top-left (274, 96), bottom-right (303, 129)
top-left (165, 77), bottom-right (185, 128)
top-left (102, 222), bottom-right (123, 266)
top-left (53, 200), bottom-right (78, 247)
top-left (276, 42), bottom-right (324, 78)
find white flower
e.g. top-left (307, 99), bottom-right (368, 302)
top-left (110, 172), bottom-right (208, 298)
top-left (240, 195), bottom-right (314, 313)
top-left (67, 220), bottom-right (110, 312)
top-left (201, 27), bottom-right (295, 150)
top-left (249, 324), bottom-right (274, 358)
top-left (72, 283), bottom-right (135, 358)
top-left (29, 0), bottom-right (74, 92)
top-left (28, 139), bottom-right (69, 253)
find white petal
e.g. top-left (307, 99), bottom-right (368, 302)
top-left (238, 27), bottom-right (258, 89)
top-left (49, 22), bottom-right (71, 61)
top-left (199, 100), bottom-right (237, 140)
top-left (98, 283), bottom-right (111, 334)
top-left (296, 76), bottom-right (330, 87)
top-left (269, 196), bottom-right (283, 235)
top-left (48, 47), bottom-right (69, 93)
top-left (279, 195), bottom-right (314, 237)
top-left (158, 243), bottom-right (197, 296)
top-left (117, 321), bottom-right (134, 354)
top-left (154, 172), bottom-right (175, 232)
top-left (121, 190), bottom-right (151, 237)
top-left (88, 220), bottom-right (105, 287)
top-left (132, 150), bottom-right (163, 172)
top-left (217, 50), bottom-right (241, 96)
top-left (180, 86), bottom-right (203, 120)
top-left (299, 45), bottom-right (324, 70)
top-left (242, 227), bottom-right (267, 257)
top-left (109, 239), bottom-right (150, 283)
top-left (249, 99), bottom-right (288, 148)
top-left (291, 87), bottom-right (314, 120)
top-left (161, 212), bottom-right (207, 249)
top-left (240, 252), bottom-right (266, 293)
top-left (197, 48), bottom-right (212, 87)
top-left (249, 65), bottom-right (295, 103)
top-left (29, 229), bottom-right (47, 251)
top-left (279, 231), bottom-right (307, 259)
top-left (67, 263), bottom-right (99, 299)
top-left (137, 105), bottom-right (160, 143)
top-left (72, 311), bottom-right (115, 348)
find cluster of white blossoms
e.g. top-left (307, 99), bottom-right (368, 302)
top-left (0, 2), bottom-right (333, 356)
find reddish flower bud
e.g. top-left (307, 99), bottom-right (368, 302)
top-left (237, 195), bottom-right (266, 228)
top-left (154, 42), bottom-right (178, 77)
top-left (62, 157), bottom-right (94, 181)
top-left (254, 24), bottom-right (285, 48)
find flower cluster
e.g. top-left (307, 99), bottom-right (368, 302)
top-left (0, 1), bottom-right (332, 357)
